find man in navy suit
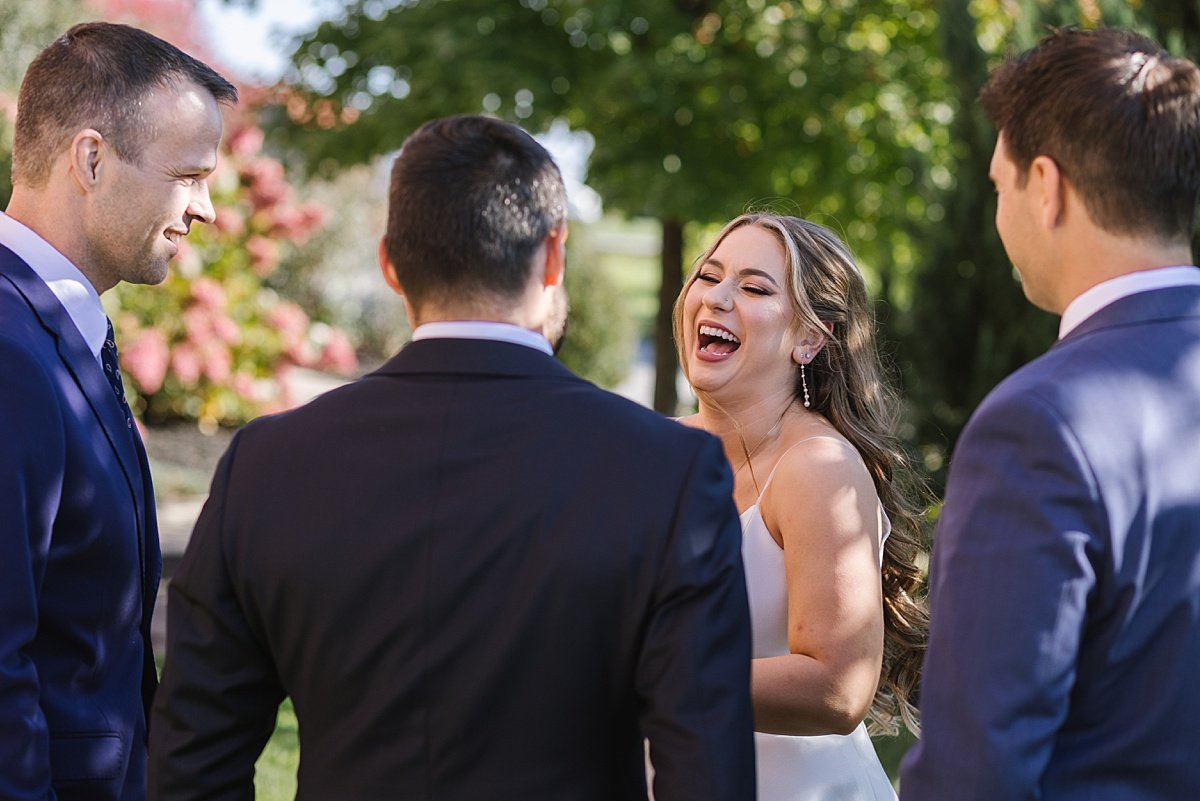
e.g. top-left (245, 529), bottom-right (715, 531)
top-left (148, 114), bottom-right (755, 800)
top-left (0, 23), bottom-right (236, 801)
top-left (901, 28), bottom-right (1200, 800)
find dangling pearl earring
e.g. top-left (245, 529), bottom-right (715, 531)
top-left (801, 354), bottom-right (811, 408)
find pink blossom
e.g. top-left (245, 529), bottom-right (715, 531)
top-left (201, 343), bottom-right (233, 384)
top-left (170, 343), bottom-right (203, 387)
top-left (212, 313), bottom-right (242, 345)
top-left (318, 329), bottom-right (358, 375)
top-left (232, 371), bottom-right (259, 403)
top-left (228, 125), bottom-right (264, 158)
top-left (267, 301), bottom-right (310, 341)
top-left (213, 207), bottom-right (246, 237)
top-left (264, 365), bottom-right (298, 414)
top-left (271, 201), bottom-right (328, 244)
top-left (241, 158), bottom-right (290, 209)
top-left (286, 339), bottom-right (319, 368)
top-left (268, 301), bottom-right (318, 367)
top-left (173, 238), bottom-right (202, 277)
top-left (121, 328), bottom-right (170, 395)
top-left (182, 306), bottom-right (212, 343)
top-left (246, 235), bottom-right (281, 276)
top-left (189, 277), bottom-right (227, 311)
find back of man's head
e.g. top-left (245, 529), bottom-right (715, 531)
top-left (980, 27), bottom-right (1200, 244)
top-left (12, 21), bottom-right (238, 189)
top-left (383, 115), bottom-right (567, 313)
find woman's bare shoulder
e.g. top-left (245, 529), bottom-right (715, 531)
top-left (762, 430), bottom-right (878, 521)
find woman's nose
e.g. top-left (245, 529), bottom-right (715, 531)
top-left (704, 283), bottom-right (733, 311)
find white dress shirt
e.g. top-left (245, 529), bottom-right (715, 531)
top-left (0, 211), bottom-right (106, 360)
top-left (1060, 265), bottom-right (1200, 339)
top-left (410, 320), bottom-right (553, 355)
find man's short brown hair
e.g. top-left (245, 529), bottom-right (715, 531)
top-left (981, 27), bottom-right (1200, 242)
top-left (383, 115), bottom-right (567, 311)
top-left (12, 22), bottom-right (237, 188)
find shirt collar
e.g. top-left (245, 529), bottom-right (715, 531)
top-left (410, 320), bottom-right (554, 355)
top-left (1059, 265), bottom-right (1200, 339)
top-left (0, 211), bottom-right (107, 359)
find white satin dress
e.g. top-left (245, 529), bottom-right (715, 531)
top-left (741, 441), bottom-right (896, 801)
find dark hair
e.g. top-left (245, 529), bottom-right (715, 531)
top-left (675, 213), bottom-right (931, 736)
top-left (383, 114), bottom-right (567, 310)
top-left (12, 22), bottom-right (237, 188)
top-left (980, 26), bottom-right (1200, 242)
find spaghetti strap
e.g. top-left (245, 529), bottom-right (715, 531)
top-left (754, 435), bottom-right (846, 504)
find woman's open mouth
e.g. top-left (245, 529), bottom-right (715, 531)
top-left (698, 324), bottom-right (740, 356)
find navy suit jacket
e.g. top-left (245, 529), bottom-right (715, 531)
top-left (149, 337), bottom-right (756, 801)
top-left (0, 246), bottom-right (161, 800)
top-left (902, 284), bottom-right (1200, 800)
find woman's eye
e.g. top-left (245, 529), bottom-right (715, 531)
top-left (743, 285), bottom-right (770, 296)
top-left (696, 273), bottom-right (719, 284)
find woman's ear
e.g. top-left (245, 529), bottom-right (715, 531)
top-left (791, 327), bottom-right (828, 365)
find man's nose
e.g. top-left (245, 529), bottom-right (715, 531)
top-left (187, 179), bottom-right (216, 226)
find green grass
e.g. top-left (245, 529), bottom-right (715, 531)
top-left (875, 727), bottom-right (917, 789)
top-left (153, 657), bottom-right (301, 798)
top-left (254, 701), bottom-right (299, 801)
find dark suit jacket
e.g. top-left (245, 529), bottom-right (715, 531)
top-left (902, 284), bottom-right (1200, 800)
top-left (0, 246), bottom-right (160, 801)
top-left (149, 337), bottom-right (755, 801)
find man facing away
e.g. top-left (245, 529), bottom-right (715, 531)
top-left (0, 22), bottom-right (236, 801)
top-left (148, 114), bottom-right (756, 801)
top-left (901, 27), bottom-right (1200, 801)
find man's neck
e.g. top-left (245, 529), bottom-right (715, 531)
top-left (6, 190), bottom-right (105, 294)
top-left (1055, 230), bottom-right (1193, 314)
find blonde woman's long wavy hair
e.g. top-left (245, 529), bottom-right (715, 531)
top-left (673, 213), bottom-right (929, 736)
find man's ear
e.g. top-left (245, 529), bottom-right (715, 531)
top-left (1030, 154), bottom-right (1065, 229)
top-left (69, 129), bottom-right (106, 192)
top-left (378, 237), bottom-right (421, 325)
top-left (378, 237), bottom-right (403, 296)
top-left (542, 223), bottom-right (568, 288)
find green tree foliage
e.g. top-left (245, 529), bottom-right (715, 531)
top-left (897, 0), bottom-right (1060, 484)
top-left (270, 0), bottom-right (958, 414)
top-left (901, 0), bottom-right (1200, 486)
top-left (557, 231), bottom-right (638, 388)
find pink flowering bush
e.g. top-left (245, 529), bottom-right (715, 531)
top-left (106, 111), bottom-right (358, 427)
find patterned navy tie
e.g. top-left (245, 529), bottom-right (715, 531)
top-left (101, 318), bottom-right (134, 429)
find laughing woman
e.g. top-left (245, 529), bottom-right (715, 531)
top-left (674, 213), bottom-right (928, 800)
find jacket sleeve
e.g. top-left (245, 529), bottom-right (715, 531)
top-left (639, 433), bottom-right (756, 801)
top-left (148, 433), bottom-right (286, 801)
top-left (0, 339), bottom-right (65, 801)
top-left (900, 390), bottom-right (1101, 801)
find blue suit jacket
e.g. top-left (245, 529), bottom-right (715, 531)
top-left (902, 284), bottom-right (1200, 800)
top-left (149, 337), bottom-right (756, 801)
top-left (0, 245), bottom-right (160, 801)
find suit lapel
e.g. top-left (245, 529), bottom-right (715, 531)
top-left (0, 247), bottom-right (150, 574)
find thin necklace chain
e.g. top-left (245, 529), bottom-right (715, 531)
top-left (731, 402), bottom-right (794, 496)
